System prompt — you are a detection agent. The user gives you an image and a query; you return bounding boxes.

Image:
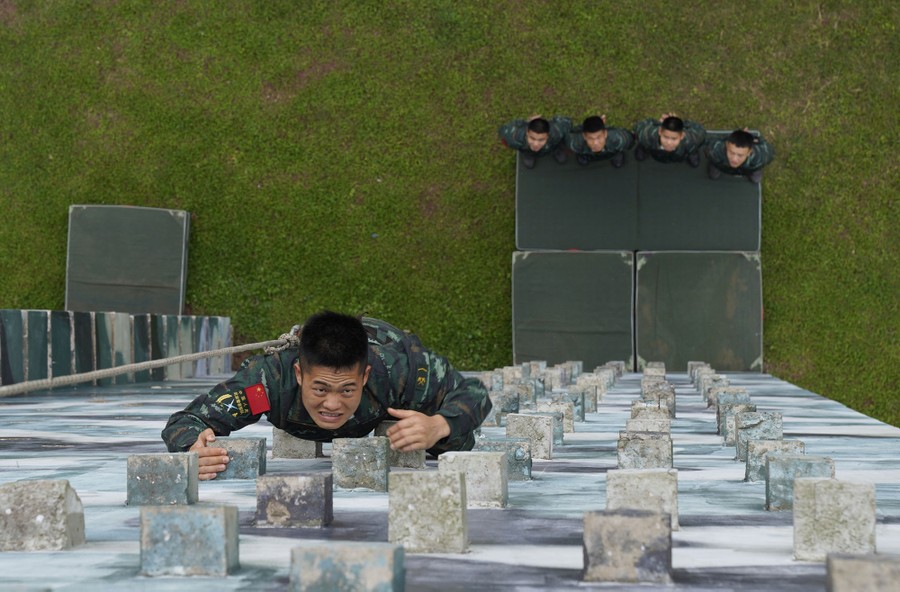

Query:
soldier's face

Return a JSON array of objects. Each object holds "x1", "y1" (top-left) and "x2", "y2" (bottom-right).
[
  {"x1": 725, "y1": 142, "x2": 751, "y2": 168},
  {"x1": 658, "y1": 128, "x2": 685, "y2": 152},
  {"x1": 294, "y1": 362, "x2": 371, "y2": 430},
  {"x1": 583, "y1": 129, "x2": 608, "y2": 153},
  {"x1": 526, "y1": 130, "x2": 549, "y2": 152}
]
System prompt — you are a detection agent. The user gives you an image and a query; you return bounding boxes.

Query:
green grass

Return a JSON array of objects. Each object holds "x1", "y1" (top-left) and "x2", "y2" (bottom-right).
[{"x1": 0, "y1": 1, "x2": 897, "y2": 424}]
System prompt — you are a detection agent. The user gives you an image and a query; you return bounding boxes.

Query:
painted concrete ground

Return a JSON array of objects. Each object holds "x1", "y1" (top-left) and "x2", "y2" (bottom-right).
[{"x1": 1, "y1": 372, "x2": 899, "y2": 591}]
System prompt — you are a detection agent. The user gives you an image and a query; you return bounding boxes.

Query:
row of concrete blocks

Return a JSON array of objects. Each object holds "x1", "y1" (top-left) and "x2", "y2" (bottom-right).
[
  {"x1": 691, "y1": 361, "x2": 882, "y2": 562},
  {"x1": 5, "y1": 477, "x2": 894, "y2": 590},
  {"x1": 0, "y1": 309, "x2": 231, "y2": 386},
  {"x1": 484, "y1": 359, "x2": 624, "y2": 395}
]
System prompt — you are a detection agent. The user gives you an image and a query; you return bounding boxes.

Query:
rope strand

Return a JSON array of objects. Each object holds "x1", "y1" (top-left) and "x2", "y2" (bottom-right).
[{"x1": 0, "y1": 338, "x2": 288, "y2": 398}]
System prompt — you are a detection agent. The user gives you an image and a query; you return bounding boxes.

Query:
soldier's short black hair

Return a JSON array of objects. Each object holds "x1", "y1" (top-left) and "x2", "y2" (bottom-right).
[
  {"x1": 298, "y1": 311, "x2": 369, "y2": 374},
  {"x1": 726, "y1": 129, "x2": 755, "y2": 148},
  {"x1": 661, "y1": 116, "x2": 684, "y2": 133},
  {"x1": 582, "y1": 116, "x2": 606, "y2": 133},
  {"x1": 527, "y1": 118, "x2": 550, "y2": 134}
]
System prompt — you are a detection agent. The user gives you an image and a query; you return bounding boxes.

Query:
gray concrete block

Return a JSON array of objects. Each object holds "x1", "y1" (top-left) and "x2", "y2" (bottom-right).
[
  {"x1": 272, "y1": 427, "x2": 323, "y2": 459},
  {"x1": 490, "y1": 388, "x2": 520, "y2": 417},
  {"x1": 439, "y1": 451, "x2": 507, "y2": 508},
  {"x1": 552, "y1": 391, "x2": 585, "y2": 422},
  {"x1": 332, "y1": 437, "x2": 390, "y2": 491},
  {"x1": 709, "y1": 386, "x2": 750, "y2": 409},
  {"x1": 374, "y1": 422, "x2": 426, "y2": 469},
  {"x1": 735, "y1": 411, "x2": 783, "y2": 461},
  {"x1": 490, "y1": 370, "x2": 503, "y2": 391},
  {"x1": 793, "y1": 478, "x2": 876, "y2": 561},
  {"x1": 766, "y1": 455, "x2": 835, "y2": 510},
  {"x1": 642, "y1": 366, "x2": 666, "y2": 378},
  {"x1": 625, "y1": 417, "x2": 671, "y2": 433},
  {"x1": 388, "y1": 471, "x2": 467, "y2": 553},
  {"x1": 213, "y1": 437, "x2": 267, "y2": 479},
  {"x1": 524, "y1": 410, "x2": 564, "y2": 445},
  {"x1": 617, "y1": 431, "x2": 673, "y2": 469},
  {"x1": 513, "y1": 379, "x2": 538, "y2": 409},
  {"x1": 687, "y1": 361, "x2": 708, "y2": 380},
  {"x1": 473, "y1": 437, "x2": 532, "y2": 481},
  {"x1": 745, "y1": 440, "x2": 805, "y2": 482},
  {"x1": 0, "y1": 480, "x2": 85, "y2": 551},
  {"x1": 126, "y1": 453, "x2": 199, "y2": 506},
  {"x1": 568, "y1": 384, "x2": 598, "y2": 413},
  {"x1": 699, "y1": 373, "x2": 727, "y2": 400},
  {"x1": 606, "y1": 468, "x2": 679, "y2": 530},
  {"x1": 140, "y1": 504, "x2": 239, "y2": 576},
  {"x1": 290, "y1": 540, "x2": 405, "y2": 591},
  {"x1": 564, "y1": 360, "x2": 583, "y2": 379},
  {"x1": 582, "y1": 509, "x2": 672, "y2": 583},
  {"x1": 719, "y1": 403, "x2": 757, "y2": 445},
  {"x1": 506, "y1": 413, "x2": 554, "y2": 459},
  {"x1": 536, "y1": 401, "x2": 575, "y2": 433},
  {"x1": 631, "y1": 401, "x2": 669, "y2": 421},
  {"x1": 501, "y1": 365, "x2": 521, "y2": 385},
  {"x1": 256, "y1": 473, "x2": 333, "y2": 528},
  {"x1": 826, "y1": 553, "x2": 900, "y2": 592},
  {"x1": 641, "y1": 381, "x2": 676, "y2": 418}
]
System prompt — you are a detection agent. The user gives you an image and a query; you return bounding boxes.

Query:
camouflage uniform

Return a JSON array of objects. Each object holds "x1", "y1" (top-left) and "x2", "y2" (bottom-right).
[
  {"x1": 162, "y1": 318, "x2": 491, "y2": 456},
  {"x1": 498, "y1": 116, "x2": 572, "y2": 156},
  {"x1": 706, "y1": 135, "x2": 775, "y2": 176},
  {"x1": 633, "y1": 118, "x2": 707, "y2": 163},
  {"x1": 565, "y1": 125, "x2": 634, "y2": 162}
]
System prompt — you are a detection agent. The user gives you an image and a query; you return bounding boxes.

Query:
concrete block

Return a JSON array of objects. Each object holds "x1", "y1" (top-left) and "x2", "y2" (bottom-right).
[
  {"x1": 126, "y1": 453, "x2": 199, "y2": 505},
  {"x1": 523, "y1": 411, "x2": 564, "y2": 445},
  {"x1": 140, "y1": 504, "x2": 239, "y2": 576},
  {"x1": 735, "y1": 411, "x2": 783, "y2": 461},
  {"x1": 272, "y1": 427, "x2": 324, "y2": 459},
  {"x1": 501, "y1": 364, "x2": 521, "y2": 385},
  {"x1": 686, "y1": 361, "x2": 708, "y2": 379},
  {"x1": 490, "y1": 388, "x2": 520, "y2": 414},
  {"x1": 0, "y1": 479, "x2": 85, "y2": 551},
  {"x1": 290, "y1": 540, "x2": 404, "y2": 591},
  {"x1": 826, "y1": 553, "x2": 900, "y2": 592},
  {"x1": 631, "y1": 401, "x2": 669, "y2": 421},
  {"x1": 388, "y1": 471, "x2": 467, "y2": 553},
  {"x1": 536, "y1": 401, "x2": 575, "y2": 432},
  {"x1": 214, "y1": 437, "x2": 267, "y2": 479},
  {"x1": 529, "y1": 360, "x2": 547, "y2": 376},
  {"x1": 625, "y1": 417, "x2": 671, "y2": 433},
  {"x1": 374, "y1": 422, "x2": 426, "y2": 469},
  {"x1": 606, "y1": 468, "x2": 679, "y2": 530},
  {"x1": 565, "y1": 360, "x2": 583, "y2": 379},
  {"x1": 569, "y1": 384, "x2": 598, "y2": 413},
  {"x1": 719, "y1": 403, "x2": 757, "y2": 445},
  {"x1": 513, "y1": 379, "x2": 538, "y2": 409},
  {"x1": 693, "y1": 367, "x2": 715, "y2": 388},
  {"x1": 473, "y1": 437, "x2": 532, "y2": 481},
  {"x1": 256, "y1": 473, "x2": 333, "y2": 528},
  {"x1": 745, "y1": 439, "x2": 805, "y2": 482},
  {"x1": 577, "y1": 372, "x2": 610, "y2": 397},
  {"x1": 698, "y1": 373, "x2": 727, "y2": 400},
  {"x1": 641, "y1": 381, "x2": 676, "y2": 418},
  {"x1": 617, "y1": 431, "x2": 673, "y2": 469},
  {"x1": 520, "y1": 361, "x2": 532, "y2": 380},
  {"x1": 332, "y1": 437, "x2": 390, "y2": 491},
  {"x1": 642, "y1": 366, "x2": 666, "y2": 378},
  {"x1": 765, "y1": 455, "x2": 835, "y2": 511},
  {"x1": 582, "y1": 509, "x2": 672, "y2": 583},
  {"x1": 709, "y1": 386, "x2": 750, "y2": 409},
  {"x1": 490, "y1": 370, "x2": 503, "y2": 391},
  {"x1": 506, "y1": 413, "x2": 553, "y2": 460},
  {"x1": 439, "y1": 451, "x2": 507, "y2": 508},
  {"x1": 793, "y1": 478, "x2": 876, "y2": 561},
  {"x1": 552, "y1": 391, "x2": 585, "y2": 422}
]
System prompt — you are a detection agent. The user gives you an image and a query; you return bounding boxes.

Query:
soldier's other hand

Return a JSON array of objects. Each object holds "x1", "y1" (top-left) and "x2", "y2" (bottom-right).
[
  {"x1": 385, "y1": 408, "x2": 451, "y2": 452},
  {"x1": 189, "y1": 428, "x2": 229, "y2": 481},
  {"x1": 660, "y1": 112, "x2": 676, "y2": 121},
  {"x1": 527, "y1": 113, "x2": 543, "y2": 122}
]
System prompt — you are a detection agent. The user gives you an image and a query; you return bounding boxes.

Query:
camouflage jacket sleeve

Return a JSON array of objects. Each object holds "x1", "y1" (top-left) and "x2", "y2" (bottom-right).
[
  {"x1": 705, "y1": 138, "x2": 728, "y2": 166},
  {"x1": 498, "y1": 119, "x2": 528, "y2": 150},
  {"x1": 548, "y1": 116, "x2": 573, "y2": 145},
  {"x1": 161, "y1": 352, "x2": 293, "y2": 452},
  {"x1": 364, "y1": 318, "x2": 492, "y2": 454},
  {"x1": 606, "y1": 127, "x2": 635, "y2": 152},
  {"x1": 633, "y1": 118, "x2": 659, "y2": 149},
  {"x1": 746, "y1": 136, "x2": 775, "y2": 171},
  {"x1": 681, "y1": 120, "x2": 707, "y2": 153}
]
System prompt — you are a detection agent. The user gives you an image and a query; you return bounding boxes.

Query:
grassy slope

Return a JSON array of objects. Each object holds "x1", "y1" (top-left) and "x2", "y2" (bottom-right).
[{"x1": 0, "y1": 2, "x2": 896, "y2": 424}]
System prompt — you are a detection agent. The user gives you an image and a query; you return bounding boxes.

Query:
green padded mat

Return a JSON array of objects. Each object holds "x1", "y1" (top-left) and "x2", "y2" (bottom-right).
[
  {"x1": 65, "y1": 205, "x2": 190, "y2": 315},
  {"x1": 636, "y1": 251, "x2": 763, "y2": 371},
  {"x1": 515, "y1": 131, "x2": 760, "y2": 251},
  {"x1": 515, "y1": 152, "x2": 639, "y2": 250},
  {"x1": 512, "y1": 251, "x2": 634, "y2": 369}
]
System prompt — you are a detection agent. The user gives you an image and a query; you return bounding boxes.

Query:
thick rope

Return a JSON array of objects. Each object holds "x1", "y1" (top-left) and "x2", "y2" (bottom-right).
[{"x1": 0, "y1": 338, "x2": 288, "y2": 398}]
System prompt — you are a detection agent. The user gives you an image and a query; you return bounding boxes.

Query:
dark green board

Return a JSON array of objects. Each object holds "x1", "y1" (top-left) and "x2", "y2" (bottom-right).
[
  {"x1": 512, "y1": 251, "x2": 634, "y2": 370},
  {"x1": 515, "y1": 153, "x2": 639, "y2": 250},
  {"x1": 0, "y1": 310, "x2": 23, "y2": 385},
  {"x1": 65, "y1": 205, "x2": 190, "y2": 315},
  {"x1": 514, "y1": 131, "x2": 760, "y2": 251},
  {"x1": 636, "y1": 251, "x2": 763, "y2": 371}
]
